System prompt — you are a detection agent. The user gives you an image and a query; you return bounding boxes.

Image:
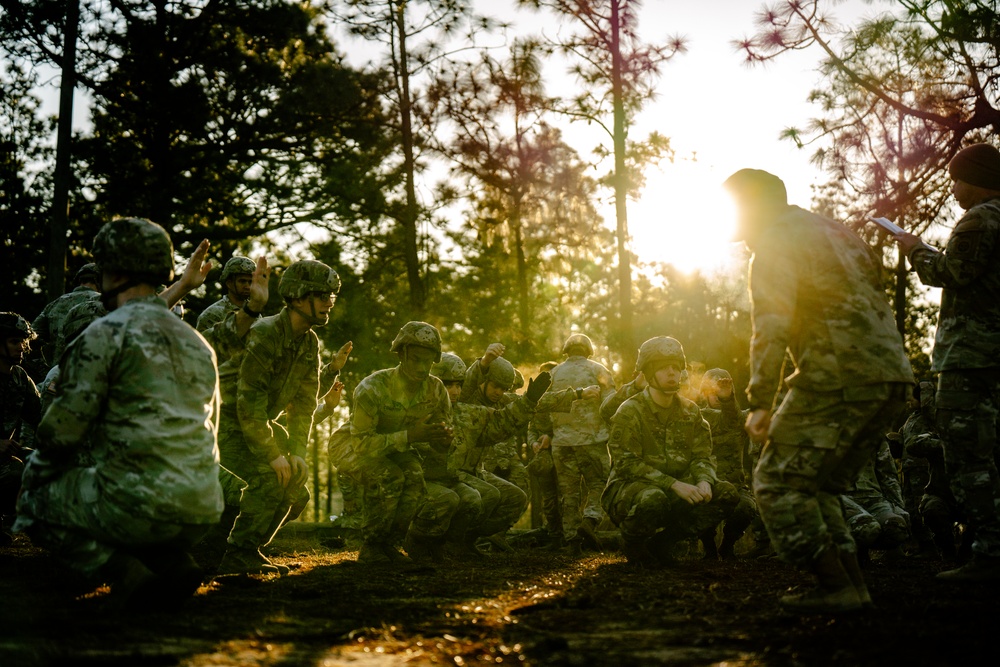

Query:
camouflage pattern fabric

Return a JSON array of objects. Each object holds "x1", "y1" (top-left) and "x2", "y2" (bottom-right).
[
  {"x1": 899, "y1": 408, "x2": 937, "y2": 545},
  {"x1": 746, "y1": 205, "x2": 914, "y2": 410},
  {"x1": 1, "y1": 365, "x2": 40, "y2": 455},
  {"x1": 602, "y1": 390, "x2": 736, "y2": 540},
  {"x1": 841, "y1": 493, "x2": 909, "y2": 550},
  {"x1": 526, "y1": 412, "x2": 563, "y2": 535},
  {"x1": 752, "y1": 384, "x2": 906, "y2": 566},
  {"x1": 15, "y1": 295, "x2": 223, "y2": 575},
  {"x1": 701, "y1": 397, "x2": 758, "y2": 542},
  {"x1": 934, "y1": 368, "x2": 1000, "y2": 557},
  {"x1": 196, "y1": 294, "x2": 239, "y2": 336},
  {"x1": 908, "y1": 197, "x2": 1000, "y2": 372},
  {"x1": 31, "y1": 286, "x2": 101, "y2": 365},
  {"x1": 328, "y1": 424, "x2": 361, "y2": 528},
  {"x1": 350, "y1": 366, "x2": 451, "y2": 544},
  {"x1": 219, "y1": 306, "x2": 319, "y2": 549},
  {"x1": 600, "y1": 377, "x2": 643, "y2": 426}
]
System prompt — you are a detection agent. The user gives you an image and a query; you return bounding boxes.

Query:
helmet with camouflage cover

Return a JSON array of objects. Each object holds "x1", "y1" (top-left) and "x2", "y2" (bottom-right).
[
  {"x1": 432, "y1": 352, "x2": 467, "y2": 382},
  {"x1": 562, "y1": 333, "x2": 594, "y2": 358},
  {"x1": 56, "y1": 300, "x2": 107, "y2": 359},
  {"x1": 700, "y1": 368, "x2": 732, "y2": 394},
  {"x1": 512, "y1": 368, "x2": 525, "y2": 391},
  {"x1": 0, "y1": 312, "x2": 36, "y2": 341},
  {"x1": 92, "y1": 217, "x2": 175, "y2": 283},
  {"x1": 484, "y1": 356, "x2": 517, "y2": 392},
  {"x1": 279, "y1": 260, "x2": 341, "y2": 300},
  {"x1": 220, "y1": 256, "x2": 255, "y2": 284},
  {"x1": 636, "y1": 336, "x2": 686, "y2": 375},
  {"x1": 390, "y1": 321, "x2": 442, "y2": 362},
  {"x1": 74, "y1": 263, "x2": 100, "y2": 285}
]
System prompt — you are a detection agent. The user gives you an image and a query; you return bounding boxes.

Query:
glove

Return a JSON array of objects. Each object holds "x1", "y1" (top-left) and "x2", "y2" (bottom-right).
[{"x1": 525, "y1": 371, "x2": 552, "y2": 403}]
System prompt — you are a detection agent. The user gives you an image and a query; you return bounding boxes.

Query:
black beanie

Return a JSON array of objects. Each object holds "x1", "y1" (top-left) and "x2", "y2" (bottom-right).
[{"x1": 948, "y1": 143, "x2": 1000, "y2": 191}]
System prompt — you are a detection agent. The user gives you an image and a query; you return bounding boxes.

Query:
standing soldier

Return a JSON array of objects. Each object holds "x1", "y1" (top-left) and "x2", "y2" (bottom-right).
[
  {"x1": 32, "y1": 263, "x2": 101, "y2": 366},
  {"x1": 602, "y1": 337, "x2": 738, "y2": 567},
  {"x1": 15, "y1": 218, "x2": 223, "y2": 609},
  {"x1": 1, "y1": 313, "x2": 41, "y2": 545},
  {"x1": 351, "y1": 322, "x2": 453, "y2": 564},
  {"x1": 725, "y1": 168, "x2": 913, "y2": 613},
  {"x1": 892, "y1": 143, "x2": 1000, "y2": 581},
  {"x1": 217, "y1": 260, "x2": 339, "y2": 575},
  {"x1": 545, "y1": 333, "x2": 616, "y2": 553}
]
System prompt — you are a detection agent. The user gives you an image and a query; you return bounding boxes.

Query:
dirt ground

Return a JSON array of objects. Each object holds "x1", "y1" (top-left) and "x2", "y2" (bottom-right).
[{"x1": 1, "y1": 525, "x2": 994, "y2": 667}]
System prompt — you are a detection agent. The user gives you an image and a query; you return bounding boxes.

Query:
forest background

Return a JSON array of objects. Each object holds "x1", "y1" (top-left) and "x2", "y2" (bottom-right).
[{"x1": 3, "y1": 1, "x2": 998, "y2": 459}]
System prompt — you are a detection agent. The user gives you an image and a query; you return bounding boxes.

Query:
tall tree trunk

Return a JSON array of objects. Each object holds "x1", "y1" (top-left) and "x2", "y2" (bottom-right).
[
  {"x1": 513, "y1": 204, "x2": 531, "y2": 356},
  {"x1": 48, "y1": 0, "x2": 80, "y2": 301},
  {"x1": 395, "y1": 1, "x2": 425, "y2": 316},
  {"x1": 611, "y1": 1, "x2": 634, "y2": 374}
]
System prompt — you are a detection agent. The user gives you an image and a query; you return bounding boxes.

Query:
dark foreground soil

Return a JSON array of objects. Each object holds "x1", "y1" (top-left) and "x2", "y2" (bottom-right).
[{"x1": 1, "y1": 525, "x2": 995, "y2": 667}]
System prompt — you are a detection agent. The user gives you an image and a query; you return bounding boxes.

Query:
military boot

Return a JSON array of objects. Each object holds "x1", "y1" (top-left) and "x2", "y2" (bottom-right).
[
  {"x1": 621, "y1": 534, "x2": 657, "y2": 568},
  {"x1": 699, "y1": 529, "x2": 719, "y2": 560},
  {"x1": 218, "y1": 547, "x2": 281, "y2": 575},
  {"x1": 936, "y1": 554, "x2": 1000, "y2": 582},
  {"x1": 577, "y1": 517, "x2": 602, "y2": 551},
  {"x1": 780, "y1": 546, "x2": 863, "y2": 614},
  {"x1": 404, "y1": 532, "x2": 444, "y2": 563},
  {"x1": 100, "y1": 551, "x2": 159, "y2": 611},
  {"x1": 839, "y1": 549, "x2": 874, "y2": 609}
]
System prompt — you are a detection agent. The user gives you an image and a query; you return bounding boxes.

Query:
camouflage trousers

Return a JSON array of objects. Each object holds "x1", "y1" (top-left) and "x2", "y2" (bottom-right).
[
  {"x1": 1, "y1": 456, "x2": 24, "y2": 517},
  {"x1": 15, "y1": 451, "x2": 210, "y2": 577},
  {"x1": 360, "y1": 451, "x2": 425, "y2": 545},
  {"x1": 458, "y1": 470, "x2": 528, "y2": 536},
  {"x1": 218, "y1": 423, "x2": 310, "y2": 551},
  {"x1": 753, "y1": 383, "x2": 906, "y2": 567},
  {"x1": 411, "y1": 479, "x2": 486, "y2": 541},
  {"x1": 602, "y1": 478, "x2": 739, "y2": 541},
  {"x1": 900, "y1": 453, "x2": 935, "y2": 544},
  {"x1": 526, "y1": 450, "x2": 562, "y2": 533},
  {"x1": 328, "y1": 427, "x2": 361, "y2": 528},
  {"x1": 841, "y1": 494, "x2": 909, "y2": 549},
  {"x1": 935, "y1": 368, "x2": 1000, "y2": 558},
  {"x1": 553, "y1": 442, "x2": 610, "y2": 541}
]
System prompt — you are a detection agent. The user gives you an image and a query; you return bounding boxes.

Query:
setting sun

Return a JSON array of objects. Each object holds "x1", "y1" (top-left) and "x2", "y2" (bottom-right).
[{"x1": 628, "y1": 160, "x2": 744, "y2": 275}]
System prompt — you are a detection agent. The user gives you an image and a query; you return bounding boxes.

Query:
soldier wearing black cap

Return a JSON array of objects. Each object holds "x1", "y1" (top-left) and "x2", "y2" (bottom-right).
[{"x1": 893, "y1": 143, "x2": 1000, "y2": 582}]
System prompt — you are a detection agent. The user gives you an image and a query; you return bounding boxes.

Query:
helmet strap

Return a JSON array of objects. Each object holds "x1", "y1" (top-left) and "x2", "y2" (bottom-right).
[{"x1": 289, "y1": 300, "x2": 325, "y2": 327}]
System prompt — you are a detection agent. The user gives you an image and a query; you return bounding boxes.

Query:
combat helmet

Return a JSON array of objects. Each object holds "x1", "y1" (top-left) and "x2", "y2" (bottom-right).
[
  {"x1": 278, "y1": 260, "x2": 341, "y2": 300},
  {"x1": 220, "y1": 256, "x2": 255, "y2": 284},
  {"x1": 92, "y1": 217, "x2": 175, "y2": 283},
  {"x1": 73, "y1": 263, "x2": 100, "y2": 285},
  {"x1": 390, "y1": 321, "x2": 442, "y2": 362},
  {"x1": 562, "y1": 333, "x2": 594, "y2": 358},
  {"x1": 0, "y1": 312, "x2": 36, "y2": 341},
  {"x1": 512, "y1": 368, "x2": 525, "y2": 391},
  {"x1": 700, "y1": 368, "x2": 732, "y2": 394},
  {"x1": 432, "y1": 352, "x2": 467, "y2": 382},
  {"x1": 484, "y1": 356, "x2": 517, "y2": 392},
  {"x1": 636, "y1": 336, "x2": 686, "y2": 375}
]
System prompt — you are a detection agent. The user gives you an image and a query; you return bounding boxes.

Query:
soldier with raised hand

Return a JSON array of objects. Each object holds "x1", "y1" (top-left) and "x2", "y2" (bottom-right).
[
  {"x1": 892, "y1": 143, "x2": 1000, "y2": 582},
  {"x1": 197, "y1": 256, "x2": 257, "y2": 333},
  {"x1": 725, "y1": 168, "x2": 913, "y2": 613},
  {"x1": 31, "y1": 263, "x2": 101, "y2": 367},
  {"x1": 602, "y1": 337, "x2": 738, "y2": 567},
  {"x1": 350, "y1": 322, "x2": 453, "y2": 564},
  {"x1": 0, "y1": 313, "x2": 41, "y2": 546},
  {"x1": 14, "y1": 218, "x2": 224, "y2": 610},
  {"x1": 217, "y1": 260, "x2": 339, "y2": 576}
]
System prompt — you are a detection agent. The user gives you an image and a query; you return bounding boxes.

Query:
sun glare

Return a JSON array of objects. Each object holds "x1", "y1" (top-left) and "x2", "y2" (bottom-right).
[{"x1": 629, "y1": 162, "x2": 743, "y2": 276}]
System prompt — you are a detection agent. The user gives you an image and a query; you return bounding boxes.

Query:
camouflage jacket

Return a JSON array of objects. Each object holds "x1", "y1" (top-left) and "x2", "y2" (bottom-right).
[
  {"x1": 537, "y1": 355, "x2": 616, "y2": 447},
  {"x1": 600, "y1": 377, "x2": 643, "y2": 425},
  {"x1": 909, "y1": 197, "x2": 1000, "y2": 371},
  {"x1": 1, "y1": 365, "x2": 40, "y2": 455},
  {"x1": 196, "y1": 295, "x2": 239, "y2": 335},
  {"x1": 31, "y1": 286, "x2": 101, "y2": 364},
  {"x1": 222, "y1": 307, "x2": 319, "y2": 462},
  {"x1": 350, "y1": 366, "x2": 452, "y2": 462},
  {"x1": 747, "y1": 206, "x2": 914, "y2": 409},
  {"x1": 699, "y1": 396, "x2": 751, "y2": 486},
  {"x1": 34, "y1": 295, "x2": 223, "y2": 524},
  {"x1": 605, "y1": 389, "x2": 717, "y2": 495},
  {"x1": 446, "y1": 397, "x2": 539, "y2": 478}
]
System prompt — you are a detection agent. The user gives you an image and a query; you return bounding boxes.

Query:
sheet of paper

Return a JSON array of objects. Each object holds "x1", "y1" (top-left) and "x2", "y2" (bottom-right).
[{"x1": 868, "y1": 217, "x2": 905, "y2": 235}]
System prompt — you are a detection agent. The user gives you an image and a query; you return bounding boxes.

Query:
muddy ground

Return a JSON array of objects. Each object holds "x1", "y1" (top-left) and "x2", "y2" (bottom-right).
[{"x1": 0, "y1": 525, "x2": 994, "y2": 667}]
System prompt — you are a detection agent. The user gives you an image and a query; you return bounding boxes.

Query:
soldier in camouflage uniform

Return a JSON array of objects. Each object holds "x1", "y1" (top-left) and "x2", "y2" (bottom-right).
[
  {"x1": 31, "y1": 263, "x2": 100, "y2": 366},
  {"x1": 892, "y1": 144, "x2": 1000, "y2": 581},
  {"x1": 841, "y1": 440, "x2": 910, "y2": 558},
  {"x1": 197, "y1": 256, "x2": 257, "y2": 334},
  {"x1": 725, "y1": 169, "x2": 913, "y2": 613},
  {"x1": 1, "y1": 313, "x2": 41, "y2": 545},
  {"x1": 15, "y1": 218, "x2": 223, "y2": 610},
  {"x1": 351, "y1": 322, "x2": 453, "y2": 564},
  {"x1": 537, "y1": 333, "x2": 616, "y2": 552},
  {"x1": 897, "y1": 382, "x2": 941, "y2": 557},
  {"x1": 217, "y1": 260, "x2": 338, "y2": 575},
  {"x1": 602, "y1": 337, "x2": 739, "y2": 567},
  {"x1": 697, "y1": 368, "x2": 757, "y2": 559}
]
